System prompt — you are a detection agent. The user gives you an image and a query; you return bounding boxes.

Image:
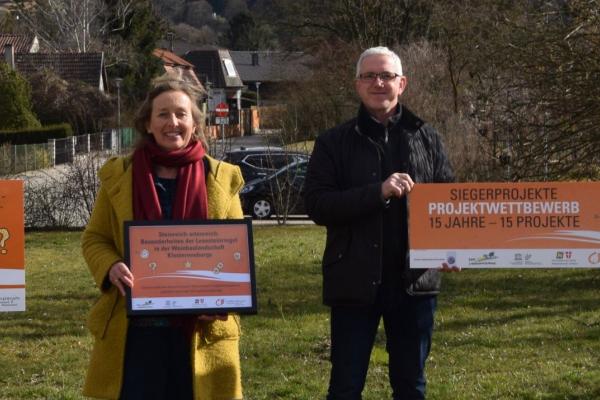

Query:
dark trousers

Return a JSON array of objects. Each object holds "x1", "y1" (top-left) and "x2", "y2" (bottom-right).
[
  {"x1": 120, "y1": 325, "x2": 194, "y2": 400},
  {"x1": 326, "y1": 292, "x2": 437, "y2": 400}
]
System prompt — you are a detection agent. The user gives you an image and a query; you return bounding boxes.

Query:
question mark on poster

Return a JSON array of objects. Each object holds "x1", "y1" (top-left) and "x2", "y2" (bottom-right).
[{"x1": 0, "y1": 228, "x2": 10, "y2": 254}]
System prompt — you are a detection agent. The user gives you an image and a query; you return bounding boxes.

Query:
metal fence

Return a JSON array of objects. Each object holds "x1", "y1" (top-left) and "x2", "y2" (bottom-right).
[{"x1": 0, "y1": 128, "x2": 135, "y2": 175}]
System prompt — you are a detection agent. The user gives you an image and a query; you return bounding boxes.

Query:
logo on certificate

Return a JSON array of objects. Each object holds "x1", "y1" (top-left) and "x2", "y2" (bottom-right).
[{"x1": 213, "y1": 262, "x2": 224, "y2": 274}]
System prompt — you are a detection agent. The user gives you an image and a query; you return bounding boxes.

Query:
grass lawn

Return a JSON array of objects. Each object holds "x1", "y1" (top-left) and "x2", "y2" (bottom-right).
[{"x1": 1, "y1": 226, "x2": 599, "y2": 399}]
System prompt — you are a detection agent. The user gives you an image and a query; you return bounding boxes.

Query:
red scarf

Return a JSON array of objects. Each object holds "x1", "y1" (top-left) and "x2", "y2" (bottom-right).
[{"x1": 132, "y1": 140, "x2": 208, "y2": 221}]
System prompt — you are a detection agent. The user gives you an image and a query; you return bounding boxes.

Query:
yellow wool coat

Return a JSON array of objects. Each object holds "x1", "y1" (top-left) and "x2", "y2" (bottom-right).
[{"x1": 81, "y1": 155, "x2": 244, "y2": 400}]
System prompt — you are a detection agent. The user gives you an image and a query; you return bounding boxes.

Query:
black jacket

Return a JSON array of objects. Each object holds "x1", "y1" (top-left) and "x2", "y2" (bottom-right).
[{"x1": 304, "y1": 105, "x2": 455, "y2": 306}]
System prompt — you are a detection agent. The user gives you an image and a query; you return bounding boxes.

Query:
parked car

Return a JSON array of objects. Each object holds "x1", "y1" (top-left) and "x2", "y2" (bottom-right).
[
  {"x1": 222, "y1": 147, "x2": 309, "y2": 182},
  {"x1": 240, "y1": 160, "x2": 308, "y2": 219}
]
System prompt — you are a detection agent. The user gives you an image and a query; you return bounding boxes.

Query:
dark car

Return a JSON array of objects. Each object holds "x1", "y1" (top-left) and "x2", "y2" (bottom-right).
[
  {"x1": 240, "y1": 160, "x2": 308, "y2": 219},
  {"x1": 222, "y1": 147, "x2": 309, "y2": 182}
]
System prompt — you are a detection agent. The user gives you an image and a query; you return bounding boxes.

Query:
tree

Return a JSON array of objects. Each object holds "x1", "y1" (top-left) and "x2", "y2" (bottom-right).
[
  {"x1": 225, "y1": 11, "x2": 278, "y2": 50},
  {"x1": 222, "y1": 0, "x2": 249, "y2": 20},
  {"x1": 269, "y1": 0, "x2": 435, "y2": 50},
  {"x1": 0, "y1": 63, "x2": 41, "y2": 130},
  {"x1": 152, "y1": 0, "x2": 186, "y2": 23},
  {"x1": 11, "y1": 0, "x2": 166, "y2": 108},
  {"x1": 11, "y1": 0, "x2": 131, "y2": 52},
  {"x1": 452, "y1": 0, "x2": 600, "y2": 180},
  {"x1": 28, "y1": 69, "x2": 113, "y2": 134},
  {"x1": 104, "y1": 0, "x2": 166, "y2": 106}
]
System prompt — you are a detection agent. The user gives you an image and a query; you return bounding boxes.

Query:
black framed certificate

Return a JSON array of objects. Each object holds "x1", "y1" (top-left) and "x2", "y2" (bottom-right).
[{"x1": 124, "y1": 218, "x2": 257, "y2": 316}]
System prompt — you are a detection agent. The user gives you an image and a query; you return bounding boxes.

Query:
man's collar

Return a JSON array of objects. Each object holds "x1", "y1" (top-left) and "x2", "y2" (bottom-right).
[{"x1": 359, "y1": 103, "x2": 403, "y2": 126}]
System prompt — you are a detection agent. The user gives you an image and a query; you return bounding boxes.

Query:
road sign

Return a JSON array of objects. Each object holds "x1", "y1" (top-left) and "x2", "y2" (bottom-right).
[
  {"x1": 215, "y1": 117, "x2": 229, "y2": 125},
  {"x1": 215, "y1": 102, "x2": 229, "y2": 117}
]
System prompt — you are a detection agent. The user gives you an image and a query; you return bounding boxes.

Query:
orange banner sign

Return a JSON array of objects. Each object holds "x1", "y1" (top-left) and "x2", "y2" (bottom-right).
[
  {"x1": 125, "y1": 219, "x2": 256, "y2": 315},
  {"x1": 0, "y1": 180, "x2": 25, "y2": 312},
  {"x1": 409, "y1": 182, "x2": 600, "y2": 268}
]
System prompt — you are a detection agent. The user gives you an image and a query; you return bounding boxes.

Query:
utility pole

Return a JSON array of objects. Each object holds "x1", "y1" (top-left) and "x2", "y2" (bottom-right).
[{"x1": 114, "y1": 78, "x2": 123, "y2": 154}]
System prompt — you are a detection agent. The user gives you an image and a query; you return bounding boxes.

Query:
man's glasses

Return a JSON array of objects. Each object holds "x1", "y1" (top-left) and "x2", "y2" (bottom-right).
[{"x1": 357, "y1": 72, "x2": 400, "y2": 82}]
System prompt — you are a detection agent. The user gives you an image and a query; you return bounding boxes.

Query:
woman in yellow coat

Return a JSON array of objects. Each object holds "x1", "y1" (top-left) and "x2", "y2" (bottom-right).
[{"x1": 82, "y1": 76, "x2": 244, "y2": 400}]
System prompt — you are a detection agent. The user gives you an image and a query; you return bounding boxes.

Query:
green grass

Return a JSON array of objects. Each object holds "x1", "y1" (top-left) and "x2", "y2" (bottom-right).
[{"x1": 1, "y1": 227, "x2": 600, "y2": 399}]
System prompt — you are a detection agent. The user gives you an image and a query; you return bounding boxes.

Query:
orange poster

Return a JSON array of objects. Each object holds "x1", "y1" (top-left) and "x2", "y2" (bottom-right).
[
  {"x1": 409, "y1": 182, "x2": 600, "y2": 268},
  {"x1": 125, "y1": 219, "x2": 256, "y2": 315},
  {"x1": 0, "y1": 180, "x2": 25, "y2": 312}
]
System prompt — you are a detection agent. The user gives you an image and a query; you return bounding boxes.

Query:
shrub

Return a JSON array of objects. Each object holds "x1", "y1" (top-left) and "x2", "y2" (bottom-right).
[{"x1": 0, "y1": 124, "x2": 73, "y2": 145}]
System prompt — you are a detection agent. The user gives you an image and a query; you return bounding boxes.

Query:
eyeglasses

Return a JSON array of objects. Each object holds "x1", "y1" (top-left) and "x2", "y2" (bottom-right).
[{"x1": 357, "y1": 72, "x2": 400, "y2": 82}]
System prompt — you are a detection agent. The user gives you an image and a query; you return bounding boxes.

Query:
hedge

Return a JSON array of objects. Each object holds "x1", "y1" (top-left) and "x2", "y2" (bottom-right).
[{"x1": 0, "y1": 123, "x2": 74, "y2": 145}]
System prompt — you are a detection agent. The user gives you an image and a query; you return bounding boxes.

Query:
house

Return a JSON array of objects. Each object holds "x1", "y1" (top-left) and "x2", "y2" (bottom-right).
[
  {"x1": 12, "y1": 51, "x2": 107, "y2": 92},
  {"x1": 0, "y1": 33, "x2": 39, "y2": 55},
  {"x1": 183, "y1": 48, "x2": 246, "y2": 137},
  {"x1": 1, "y1": 33, "x2": 105, "y2": 92},
  {"x1": 153, "y1": 48, "x2": 204, "y2": 91},
  {"x1": 183, "y1": 47, "x2": 244, "y2": 111},
  {"x1": 229, "y1": 51, "x2": 313, "y2": 106}
]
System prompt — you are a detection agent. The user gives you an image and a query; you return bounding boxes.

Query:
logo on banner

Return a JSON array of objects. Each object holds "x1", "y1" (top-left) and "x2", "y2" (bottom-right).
[
  {"x1": 588, "y1": 252, "x2": 600, "y2": 264},
  {"x1": 215, "y1": 298, "x2": 225, "y2": 306},
  {"x1": 0, "y1": 228, "x2": 10, "y2": 255},
  {"x1": 511, "y1": 253, "x2": 524, "y2": 266},
  {"x1": 468, "y1": 252, "x2": 498, "y2": 265},
  {"x1": 555, "y1": 251, "x2": 572, "y2": 260},
  {"x1": 552, "y1": 250, "x2": 576, "y2": 266},
  {"x1": 446, "y1": 252, "x2": 457, "y2": 266},
  {"x1": 0, "y1": 296, "x2": 19, "y2": 307}
]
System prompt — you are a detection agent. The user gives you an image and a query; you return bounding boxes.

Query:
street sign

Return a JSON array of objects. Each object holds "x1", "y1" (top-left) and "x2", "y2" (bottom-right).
[
  {"x1": 215, "y1": 102, "x2": 229, "y2": 117},
  {"x1": 215, "y1": 117, "x2": 229, "y2": 125}
]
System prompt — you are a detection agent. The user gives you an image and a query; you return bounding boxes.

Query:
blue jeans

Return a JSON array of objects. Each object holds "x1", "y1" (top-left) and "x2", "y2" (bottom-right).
[{"x1": 326, "y1": 292, "x2": 437, "y2": 400}]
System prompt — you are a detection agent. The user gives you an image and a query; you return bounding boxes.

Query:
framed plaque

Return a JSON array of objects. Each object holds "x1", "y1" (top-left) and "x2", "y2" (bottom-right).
[
  {"x1": 410, "y1": 182, "x2": 600, "y2": 269},
  {"x1": 124, "y1": 218, "x2": 257, "y2": 315}
]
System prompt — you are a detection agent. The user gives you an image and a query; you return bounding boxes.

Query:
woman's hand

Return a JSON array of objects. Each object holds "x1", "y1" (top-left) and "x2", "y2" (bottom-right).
[{"x1": 108, "y1": 261, "x2": 134, "y2": 296}]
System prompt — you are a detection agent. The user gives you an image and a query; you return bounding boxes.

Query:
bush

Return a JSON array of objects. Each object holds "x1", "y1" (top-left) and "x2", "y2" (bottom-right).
[
  {"x1": 23, "y1": 152, "x2": 104, "y2": 228},
  {"x1": 0, "y1": 123, "x2": 73, "y2": 145}
]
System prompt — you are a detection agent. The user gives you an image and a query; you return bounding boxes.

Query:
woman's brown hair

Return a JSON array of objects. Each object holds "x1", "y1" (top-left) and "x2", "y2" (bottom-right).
[{"x1": 133, "y1": 74, "x2": 208, "y2": 150}]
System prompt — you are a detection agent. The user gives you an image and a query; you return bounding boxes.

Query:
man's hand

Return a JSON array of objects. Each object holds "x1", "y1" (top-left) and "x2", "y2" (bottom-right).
[
  {"x1": 381, "y1": 173, "x2": 415, "y2": 200},
  {"x1": 440, "y1": 263, "x2": 461, "y2": 272},
  {"x1": 197, "y1": 314, "x2": 229, "y2": 321}
]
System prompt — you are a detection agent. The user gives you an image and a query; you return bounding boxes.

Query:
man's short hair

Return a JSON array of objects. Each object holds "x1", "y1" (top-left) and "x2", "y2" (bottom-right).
[{"x1": 355, "y1": 46, "x2": 403, "y2": 78}]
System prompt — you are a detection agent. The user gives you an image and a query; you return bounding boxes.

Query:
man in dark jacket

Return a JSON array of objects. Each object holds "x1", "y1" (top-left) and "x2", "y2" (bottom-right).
[{"x1": 304, "y1": 46, "x2": 456, "y2": 399}]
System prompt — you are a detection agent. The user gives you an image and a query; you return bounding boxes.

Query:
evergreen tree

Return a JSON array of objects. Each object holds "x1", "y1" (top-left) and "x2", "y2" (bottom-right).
[
  {"x1": 0, "y1": 63, "x2": 41, "y2": 130},
  {"x1": 105, "y1": 0, "x2": 166, "y2": 106}
]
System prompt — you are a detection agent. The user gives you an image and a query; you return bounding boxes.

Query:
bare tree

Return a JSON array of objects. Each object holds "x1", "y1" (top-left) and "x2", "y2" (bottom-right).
[
  {"x1": 459, "y1": 0, "x2": 600, "y2": 181},
  {"x1": 272, "y1": 0, "x2": 434, "y2": 50},
  {"x1": 12, "y1": 0, "x2": 136, "y2": 52}
]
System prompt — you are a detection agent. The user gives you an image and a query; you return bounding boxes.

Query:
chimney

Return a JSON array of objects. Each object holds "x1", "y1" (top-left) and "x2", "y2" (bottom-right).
[
  {"x1": 166, "y1": 32, "x2": 174, "y2": 53},
  {"x1": 4, "y1": 44, "x2": 15, "y2": 70},
  {"x1": 251, "y1": 52, "x2": 259, "y2": 66}
]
